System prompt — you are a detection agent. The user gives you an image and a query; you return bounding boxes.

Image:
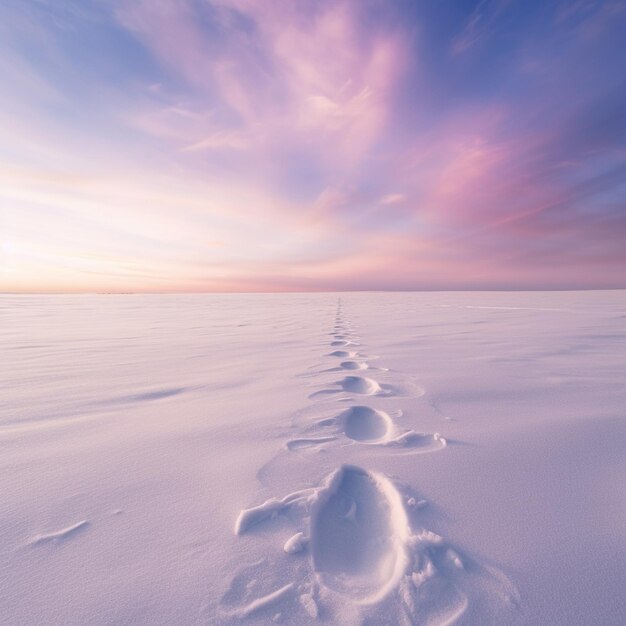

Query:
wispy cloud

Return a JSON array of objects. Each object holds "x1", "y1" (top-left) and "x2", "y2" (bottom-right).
[{"x1": 0, "y1": 0, "x2": 624, "y2": 291}]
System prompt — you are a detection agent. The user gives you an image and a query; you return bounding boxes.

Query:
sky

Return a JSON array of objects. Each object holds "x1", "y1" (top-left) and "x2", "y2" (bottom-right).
[{"x1": 1, "y1": 0, "x2": 625, "y2": 292}]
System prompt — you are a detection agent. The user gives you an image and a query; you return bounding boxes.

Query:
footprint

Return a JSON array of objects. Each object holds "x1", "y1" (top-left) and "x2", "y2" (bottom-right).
[
  {"x1": 327, "y1": 350, "x2": 356, "y2": 358},
  {"x1": 316, "y1": 375, "x2": 416, "y2": 398},
  {"x1": 340, "y1": 360, "x2": 368, "y2": 370},
  {"x1": 340, "y1": 406, "x2": 393, "y2": 443},
  {"x1": 339, "y1": 376, "x2": 381, "y2": 395},
  {"x1": 308, "y1": 376, "x2": 382, "y2": 400},
  {"x1": 233, "y1": 466, "x2": 519, "y2": 621},
  {"x1": 290, "y1": 408, "x2": 445, "y2": 453},
  {"x1": 310, "y1": 465, "x2": 410, "y2": 604},
  {"x1": 317, "y1": 361, "x2": 372, "y2": 375}
]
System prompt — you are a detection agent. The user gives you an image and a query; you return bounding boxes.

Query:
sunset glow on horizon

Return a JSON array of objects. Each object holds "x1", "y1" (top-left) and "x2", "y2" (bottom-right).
[{"x1": 1, "y1": 0, "x2": 625, "y2": 292}]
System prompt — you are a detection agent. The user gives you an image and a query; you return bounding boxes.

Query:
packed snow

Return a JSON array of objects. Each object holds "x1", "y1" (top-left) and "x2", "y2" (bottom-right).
[{"x1": 1, "y1": 291, "x2": 625, "y2": 625}]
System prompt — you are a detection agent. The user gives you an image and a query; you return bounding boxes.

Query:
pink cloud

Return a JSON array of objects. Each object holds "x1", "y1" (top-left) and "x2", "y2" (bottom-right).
[{"x1": 116, "y1": 0, "x2": 407, "y2": 174}]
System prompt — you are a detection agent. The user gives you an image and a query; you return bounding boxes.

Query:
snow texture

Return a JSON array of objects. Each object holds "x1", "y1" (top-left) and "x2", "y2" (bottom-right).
[{"x1": 1, "y1": 291, "x2": 626, "y2": 625}]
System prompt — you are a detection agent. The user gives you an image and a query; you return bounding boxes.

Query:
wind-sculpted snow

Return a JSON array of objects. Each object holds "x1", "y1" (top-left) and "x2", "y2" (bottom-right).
[{"x1": 28, "y1": 521, "x2": 90, "y2": 545}]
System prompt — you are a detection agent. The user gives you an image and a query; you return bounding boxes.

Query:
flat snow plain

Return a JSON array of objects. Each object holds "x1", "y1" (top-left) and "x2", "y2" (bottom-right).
[{"x1": 1, "y1": 292, "x2": 625, "y2": 625}]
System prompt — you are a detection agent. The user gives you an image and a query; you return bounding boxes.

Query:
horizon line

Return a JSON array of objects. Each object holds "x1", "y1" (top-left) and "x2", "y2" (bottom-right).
[{"x1": 2, "y1": 287, "x2": 626, "y2": 296}]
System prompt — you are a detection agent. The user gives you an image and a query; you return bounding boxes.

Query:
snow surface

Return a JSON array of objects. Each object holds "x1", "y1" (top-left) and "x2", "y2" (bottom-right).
[{"x1": 1, "y1": 291, "x2": 625, "y2": 625}]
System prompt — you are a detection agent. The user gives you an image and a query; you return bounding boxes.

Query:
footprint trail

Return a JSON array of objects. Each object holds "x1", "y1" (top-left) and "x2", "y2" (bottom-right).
[{"x1": 225, "y1": 299, "x2": 518, "y2": 624}]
